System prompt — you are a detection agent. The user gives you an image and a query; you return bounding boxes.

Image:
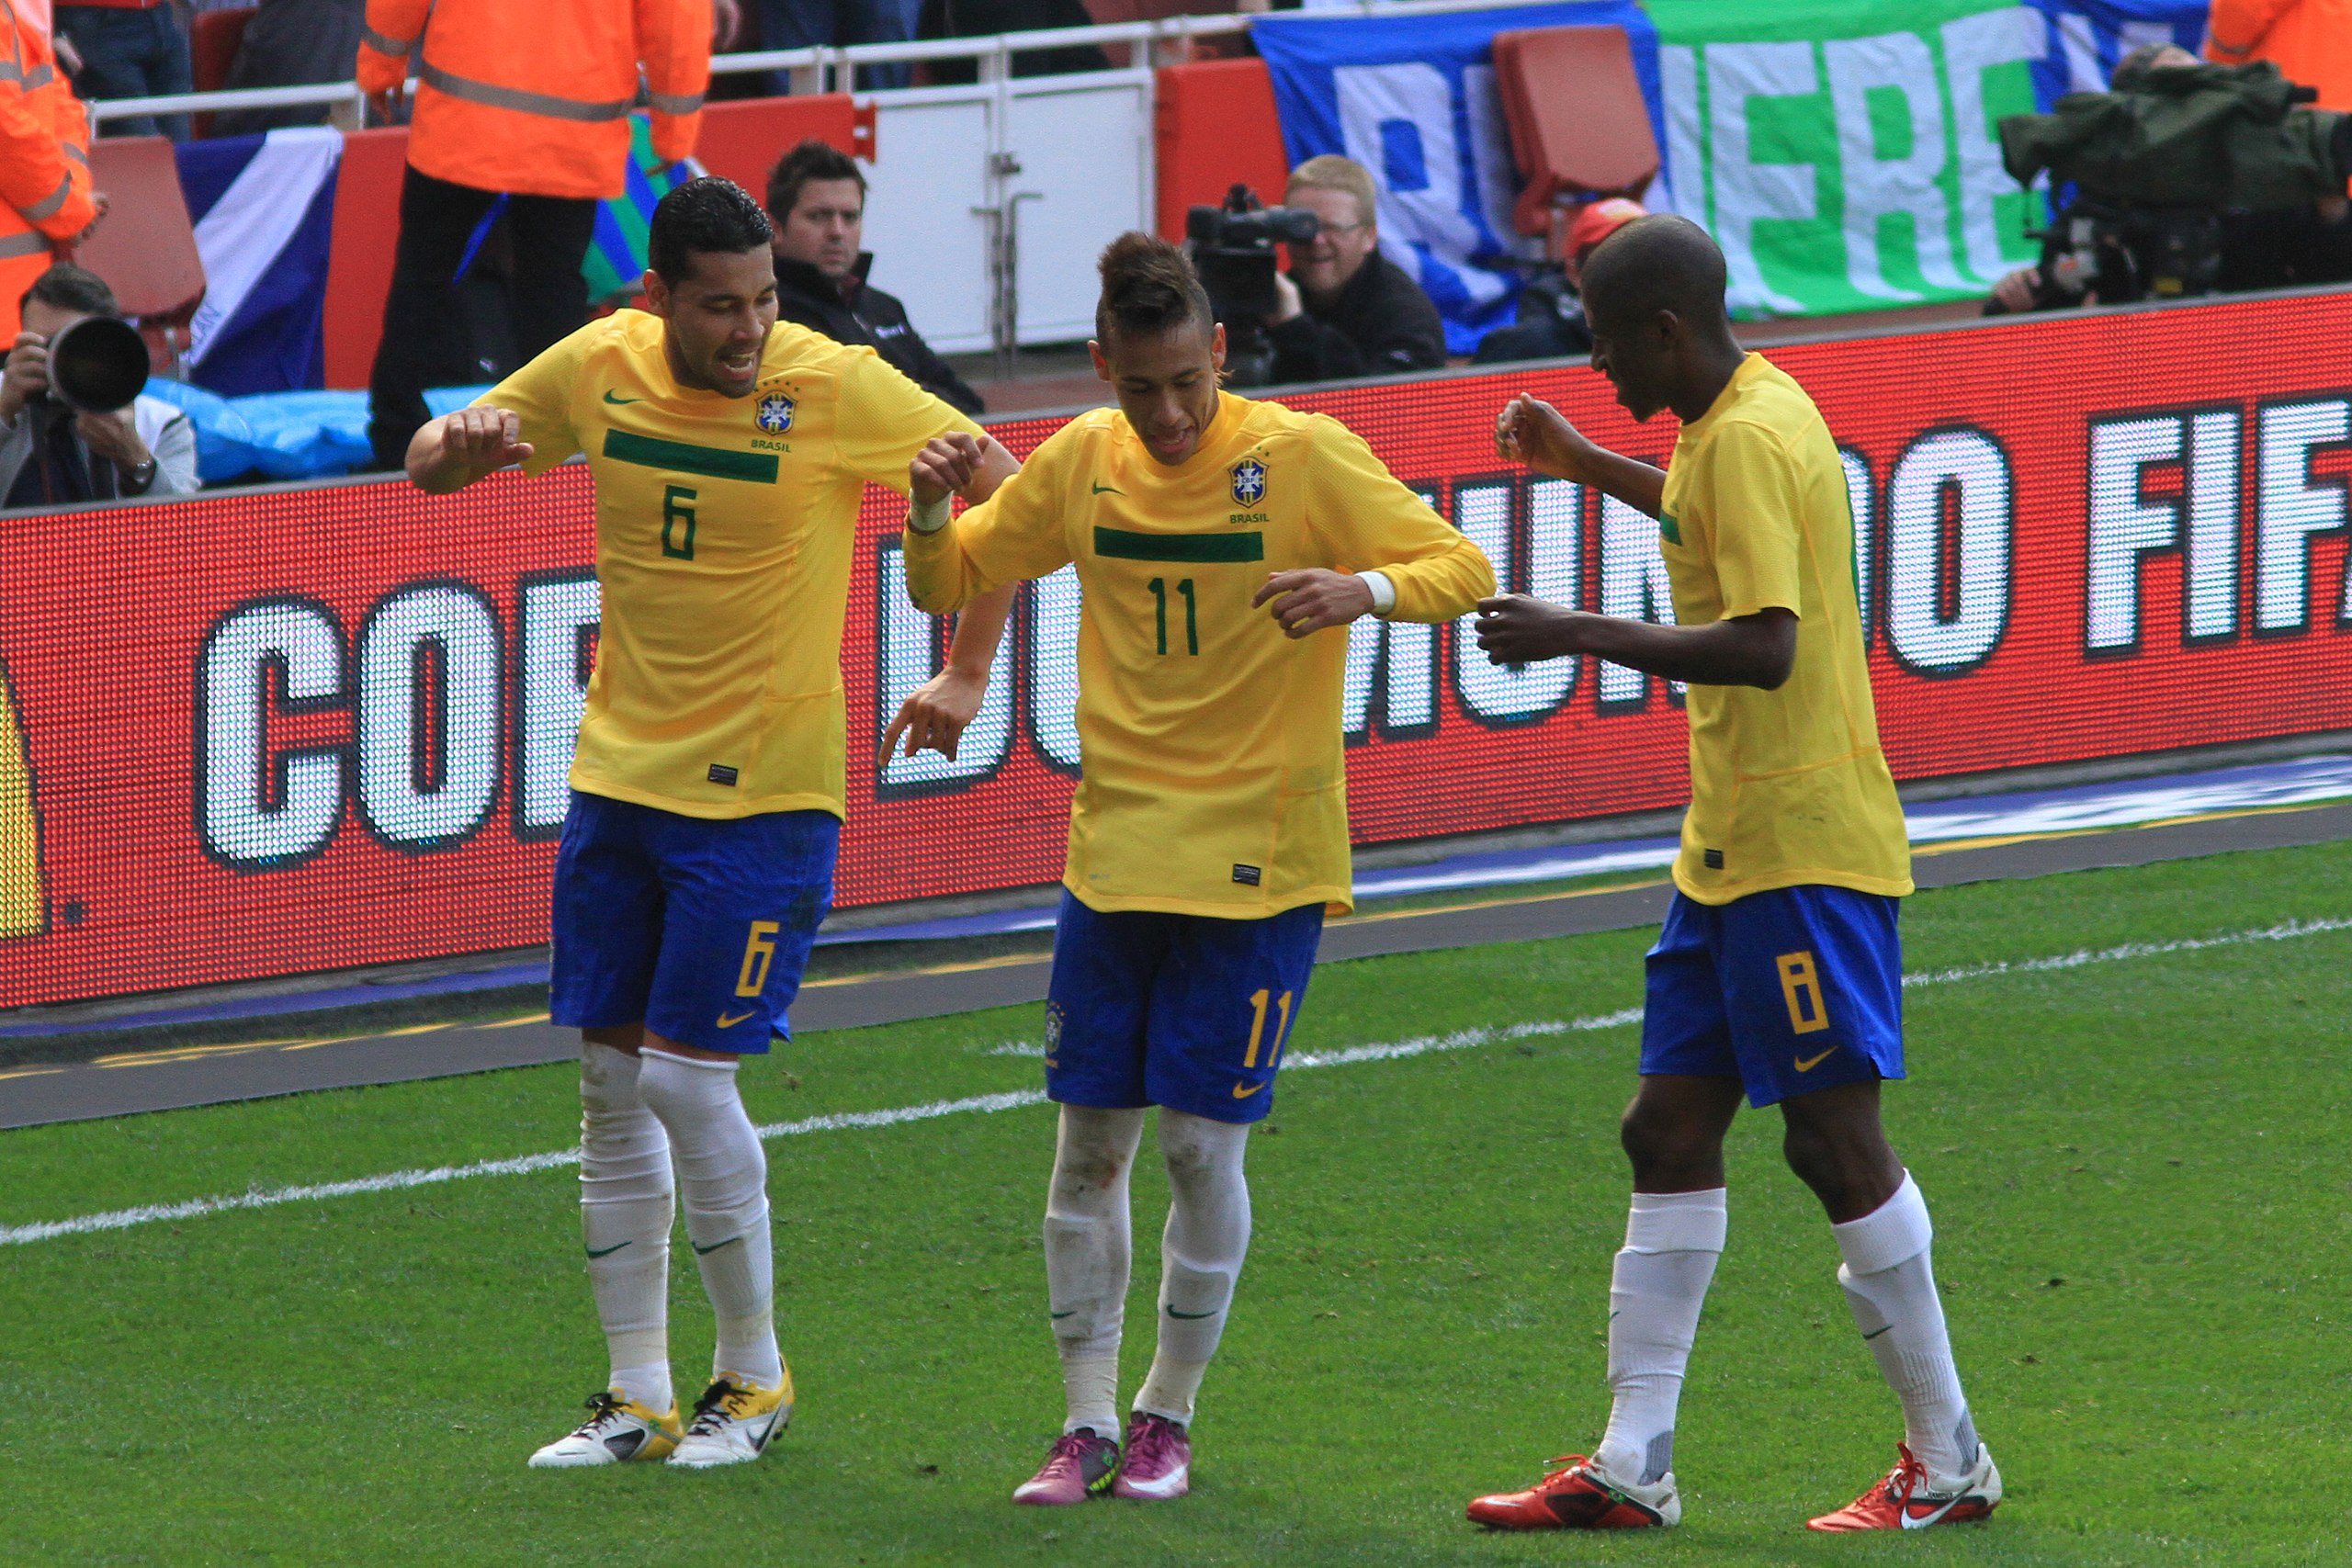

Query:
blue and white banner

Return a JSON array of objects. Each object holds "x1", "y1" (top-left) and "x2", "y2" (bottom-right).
[
  {"x1": 1253, "y1": 4, "x2": 1665, "y2": 355},
  {"x1": 2022, "y1": 1, "x2": 2208, "y2": 105},
  {"x1": 175, "y1": 128, "x2": 342, "y2": 398}
]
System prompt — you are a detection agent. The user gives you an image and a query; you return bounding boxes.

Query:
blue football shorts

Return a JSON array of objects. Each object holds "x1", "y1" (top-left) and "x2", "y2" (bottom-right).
[
  {"x1": 1042, "y1": 890, "x2": 1325, "y2": 1124},
  {"x1": 549, "y1": 790, "x2": 838, "y2": 1055},
  {"x1": 1639, "y1": 884, "x2": 1905, "y2": 1108}
]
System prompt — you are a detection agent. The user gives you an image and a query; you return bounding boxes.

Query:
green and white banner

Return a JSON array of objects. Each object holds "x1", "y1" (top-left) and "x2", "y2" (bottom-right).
[{"x1": 1645, "y1": 0, "x2": 2054, "y2": 316}]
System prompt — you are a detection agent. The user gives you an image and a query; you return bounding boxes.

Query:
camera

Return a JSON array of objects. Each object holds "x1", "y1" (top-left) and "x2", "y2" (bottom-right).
[
  {"x1": 39, "y1": 315, "x2": 148, "y2": 412},
  {"x1": 1186, "y1": 183, "x2": 1318, "y2": 388}
]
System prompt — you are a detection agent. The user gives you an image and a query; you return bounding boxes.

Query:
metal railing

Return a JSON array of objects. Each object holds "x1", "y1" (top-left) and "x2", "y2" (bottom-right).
[{"x1": 81, "y1": 0, "x2": 1532, "y2": 125}]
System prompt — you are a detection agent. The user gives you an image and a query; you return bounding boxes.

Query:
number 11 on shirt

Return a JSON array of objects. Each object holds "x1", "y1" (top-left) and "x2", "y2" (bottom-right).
[{"x1": 1148, "y1": 577, "x2": 1198, "y2": 656}]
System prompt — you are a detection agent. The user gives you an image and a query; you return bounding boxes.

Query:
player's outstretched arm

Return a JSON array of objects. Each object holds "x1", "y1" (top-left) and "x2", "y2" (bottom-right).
[
  {"x1": 876, "y1": 582, "x2": 1016, "y2": 764},
  {"x1": 407, "y1": 406, "x2": 535, "y2": 494},
  {"x1": 1496, "y1": 394, "x2": 1667, "y2": 520},
  {"x1": 1475, "y1": 597, "x2": 1796, "y2": 689}
]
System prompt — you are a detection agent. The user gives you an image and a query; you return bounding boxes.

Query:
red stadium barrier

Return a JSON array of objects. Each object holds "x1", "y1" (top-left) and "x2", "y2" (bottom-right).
[
  {"x1": 1155, "y1": 60, "x2": 1291, "y2": 242},
  {"x1": 4, "y1": 290, "x2": 2350, "y2": 1010}
]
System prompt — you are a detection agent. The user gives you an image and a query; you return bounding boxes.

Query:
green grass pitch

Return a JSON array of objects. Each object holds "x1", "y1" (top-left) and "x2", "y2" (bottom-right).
[{"x1": 3, "y1": 841, "x2": 2347, "y2": 1567}]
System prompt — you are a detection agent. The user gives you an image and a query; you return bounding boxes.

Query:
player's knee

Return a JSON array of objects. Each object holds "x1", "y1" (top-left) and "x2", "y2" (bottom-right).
[
  {"x1": 1619, "y1": 1098, "x2": 1714, "y2": 1184},
  {"x1": 1780, "y1": 1117, "x2": 1882, "y2": 1213},
  {"x1": 1157, "y1": 1111, "x2": 1248, "y2": 1200}
]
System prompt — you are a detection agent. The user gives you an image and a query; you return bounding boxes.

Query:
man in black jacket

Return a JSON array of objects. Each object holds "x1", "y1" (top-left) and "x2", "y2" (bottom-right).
[
  {"x1": 1267, "y1": 154, "x2": 1448, "y2": 386},
  {"x1": 765, "y1": 139, "x2": 985, "y2": 415}
]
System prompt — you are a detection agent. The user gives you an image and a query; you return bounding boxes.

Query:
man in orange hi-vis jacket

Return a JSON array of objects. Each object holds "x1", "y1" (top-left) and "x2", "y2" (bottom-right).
[
  {"x1": 357, "y1": 0, "x2": 712, "y2": 468},
  {"x1": 2204, "y1": 0, "x2": 2350, "y2": 111},
  {"x1": 0, "y1": 0, "x2": 97, "y2": 346}
]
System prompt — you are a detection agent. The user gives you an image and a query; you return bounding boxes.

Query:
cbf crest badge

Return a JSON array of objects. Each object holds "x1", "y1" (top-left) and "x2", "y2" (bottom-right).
[
  {"x1": 1230, "y1": 457, "x2": 1267, "y2": 505},
  {"x1": 755, "y1": 393, "x2": 795, "y2": 434}
]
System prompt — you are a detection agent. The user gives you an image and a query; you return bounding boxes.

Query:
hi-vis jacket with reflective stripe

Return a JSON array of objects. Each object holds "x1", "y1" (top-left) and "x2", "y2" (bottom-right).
[
  {"x1": 357, "y1": 0, "x2": 710, "y2": 201},
  {"x1": 0, "y1": 0, "x2": 94, "y2": 342}
]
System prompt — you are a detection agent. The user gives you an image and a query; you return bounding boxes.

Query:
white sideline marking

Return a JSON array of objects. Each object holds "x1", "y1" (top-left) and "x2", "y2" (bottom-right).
[{"x1": 6, "y1": 917, "x2": 2347, "y2": 1249}]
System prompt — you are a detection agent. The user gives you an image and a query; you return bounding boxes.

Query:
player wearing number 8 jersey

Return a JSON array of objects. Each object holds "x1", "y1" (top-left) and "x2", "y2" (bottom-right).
[
  {"x1": 1465, "y1": 216, "x2": 1997, "y2": 1534},
  {"x1": 901, "y1": 233, "x2": 1491, "y2": 1505},
  {"x1": 404, "y1": 177, "x2": 1017, "y2": 1472}
]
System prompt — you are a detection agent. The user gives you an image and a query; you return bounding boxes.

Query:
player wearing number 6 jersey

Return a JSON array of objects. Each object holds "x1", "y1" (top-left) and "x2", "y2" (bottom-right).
[
  {"x1": 1464, "y1": 216, "x2": 1997, "y2": 1534},
  {"x1": 405, "y1": 177, "x2": 1017, "y2": 1472},
  {"x1": 901, "y1": 233, "x2": 1492, "y2": 1506}
]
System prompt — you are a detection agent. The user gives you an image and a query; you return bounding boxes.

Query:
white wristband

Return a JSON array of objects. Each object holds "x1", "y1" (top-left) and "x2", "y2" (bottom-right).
[
  {"x1": 908, "y1": 492, "x2": 952, "y2": 534},
  {"x1": 1357, "y1": 570, "x2": 1397, "y2": 615}
]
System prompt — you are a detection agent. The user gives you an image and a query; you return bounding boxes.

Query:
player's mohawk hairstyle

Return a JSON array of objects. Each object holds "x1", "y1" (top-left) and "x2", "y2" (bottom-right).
[{"x1": 1094, "y1": 231, "x2": 1213, "y2": 344}]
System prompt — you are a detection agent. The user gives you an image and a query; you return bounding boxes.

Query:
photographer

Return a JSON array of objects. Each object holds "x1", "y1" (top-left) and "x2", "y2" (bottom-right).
[
  {"x1": 1267, "y1": 155, "x2": 1446, "y2": 385},
  {"x1": 0, "y1": 265, "x2": 195, "y2": 509},
  {"x1": 1988, "y1": 43, "x2": 2352, "y2": 312}
]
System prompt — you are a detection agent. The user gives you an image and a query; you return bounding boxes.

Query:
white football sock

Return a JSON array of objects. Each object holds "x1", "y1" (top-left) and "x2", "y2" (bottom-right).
[
  {"x1": 1592, "y1": 1188, "x2": 1726, "y2": 1487},
  {"x1": 1135, "y1": 1110, "x2": 1251, "y2": 1427},
  {"x1": 1041, "y1": 1104, "x2": 1144, "y2": 1435},
  {"x1": 1834, "y1": 1171, "x2": 1977, "y2": 1479},
  {"x1": 638, "y1": 1048, "x2": 782, "y2": 1390},
  {"x1": 578, "y1": 1043, "x2": 674, "y2": 1413}
]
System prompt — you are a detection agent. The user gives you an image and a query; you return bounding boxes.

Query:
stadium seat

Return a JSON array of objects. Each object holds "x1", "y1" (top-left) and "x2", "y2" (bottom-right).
[
  {"x1": 74, "y1": 137, "x2": 206, "y2": 376},
  {"x1": 189, "y1": 6, "x2": 256, "y2": 139},
  {"x1": 1492, "y1": 25, "x2": 1657, "y2": 258},
  {"x1": 692, "y1": 96, "x2": 876, "y2": 199}
]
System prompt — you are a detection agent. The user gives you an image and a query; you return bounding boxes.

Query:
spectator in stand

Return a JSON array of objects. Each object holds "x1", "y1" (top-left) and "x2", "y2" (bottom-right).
[
  {"x1": 766, "y1": 138, "x2": 984, "y2": 414},
  {"x1": 0, "y1": 265, "x2": 197, "y2": 506},
  {"x1": 1267, "y1": 153, "x2": 1446, "y2": 385},
  {"x1": 918, "y1": 0, "x2": 1107, "y2": 85},
  {"x1": 752, "y1": 0, "x2": 912, "y2": 94},
  {"x1": 1474, "y1": 197, "x2": 1645, "y2": 365},
  {"x1": 2205, "y1": 0, "x2": 2349, "y2": 109},
  {"x1": 356, "y1": 0, "x2": 711, "y2": 470},
  {"x1": 54, "y1": 0, "x2": 189, "y2": 139},
  {"x1": 0, "y1": 0, "x2": 98, "y2": 345},
  {"x1": 210, "y1": 0, "x2": 366, "y2": 139}
]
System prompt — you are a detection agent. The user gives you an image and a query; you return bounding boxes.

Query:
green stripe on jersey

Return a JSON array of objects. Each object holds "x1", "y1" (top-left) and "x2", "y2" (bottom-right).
[
  {"x1": 1093, "y1": 526, "x2": 1264, "y2": 563},
  {"x1": 602, "y1": 430, "x2": 778, "y2": 484}
]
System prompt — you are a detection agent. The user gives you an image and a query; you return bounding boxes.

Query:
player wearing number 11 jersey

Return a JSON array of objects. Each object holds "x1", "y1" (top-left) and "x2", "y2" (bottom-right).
[
  {"x1": 902, "y1": 233, "x2": 1492, "y2": 1506},
  {"x1": 406, "y1": 178, "x2": 1015, "y2": 1472}
]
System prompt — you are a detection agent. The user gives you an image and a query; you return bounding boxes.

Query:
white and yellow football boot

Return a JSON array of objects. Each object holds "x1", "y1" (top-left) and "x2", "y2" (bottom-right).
[
  {"x1": 668, "y1": 1368, "x2": 794, "y2": 1469},
  {"x1": 527, "y1": 1389, "x2": 684, "y2": 1468}
]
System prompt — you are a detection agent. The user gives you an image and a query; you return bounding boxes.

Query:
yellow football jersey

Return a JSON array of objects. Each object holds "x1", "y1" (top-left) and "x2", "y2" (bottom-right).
[
  {"x1": 904, "y1": 390, "x2": 1494, "y2": 918},
  {"x1": 1658, "y1": 353, "x2": 1911, "y2": 904},
  {"x1": 482, "y1": 311, "x2": 980, "y2": 820}
]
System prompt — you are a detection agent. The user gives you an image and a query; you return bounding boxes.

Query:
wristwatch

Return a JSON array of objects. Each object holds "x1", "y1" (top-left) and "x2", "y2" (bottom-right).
[{"x1": 124, "y1": 455, "x2": 157, "y2": 494}]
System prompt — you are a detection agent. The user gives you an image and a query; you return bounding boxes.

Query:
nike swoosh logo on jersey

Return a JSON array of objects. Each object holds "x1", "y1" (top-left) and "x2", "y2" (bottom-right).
[
  {"x1": 1166, "y1": 1305, "x2": 1217, "y2": 1319},
  {"x1": 585, "y1": 1241, "x2": 631, "y2": 1258},
  {"x1": 1230, "y1": 1081, "x2": 1266, "y2": 1100},
  {"x1": 603, "y1": 389, "x2": 642, "y2": 404},
  {"x1": 1793, "y1": 1046, "x2": 1838, "y2": 1072},
  {"x1": 1091, "y1": 482, "x2": 1124, "y2": 495},
  {"x1": 717, "y1": 1010, "x2": 758, "y2": 1029},
  {"x1": 692, "y1": 1235, "x2": 743, "y2": 1256}
]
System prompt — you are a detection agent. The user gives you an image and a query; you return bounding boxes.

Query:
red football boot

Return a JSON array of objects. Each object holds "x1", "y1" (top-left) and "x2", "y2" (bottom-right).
[
  {"x1": 1807, "y1": 1442, "x2": 2002, "y2": 1532},
  {"x1": 1466, "y1": 1455, "x2": 1680, "y2": 1529}
]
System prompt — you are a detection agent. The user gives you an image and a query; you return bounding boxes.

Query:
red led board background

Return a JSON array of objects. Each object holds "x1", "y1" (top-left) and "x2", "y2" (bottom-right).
[{"x1": 1, "y1": 288, "x2": 2348, "y2": 1010}]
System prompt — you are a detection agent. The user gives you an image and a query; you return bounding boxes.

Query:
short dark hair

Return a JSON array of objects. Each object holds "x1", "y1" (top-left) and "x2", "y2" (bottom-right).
[
  {"x1": 765, "y1": 138, "x2": 865, "y2": 221},
  {"x1": 648, "y1": 176, "x2": 775, "y2": 287},
  {"x1": 20, "y1": 262, "x2": 117, "y2": 318},
  {"x1": 1578, "y1": 213, "x2": 1731, "y2": 333},
  {"x1": 1094, "y1": 231, "x2": 1213, "y2": 344}
]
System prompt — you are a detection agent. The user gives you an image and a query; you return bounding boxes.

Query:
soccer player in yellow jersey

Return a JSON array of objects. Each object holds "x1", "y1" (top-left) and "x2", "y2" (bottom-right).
[
  {"x1": 1464, "y1": 217, "x2": 1999, "y2": 1534},
  {"x1": 403, "y1": 178, "x2": 1018, "y2": 1473},
  {"x1": 900, "y1": 234, "x2": 1493, "y2": 1505}
]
